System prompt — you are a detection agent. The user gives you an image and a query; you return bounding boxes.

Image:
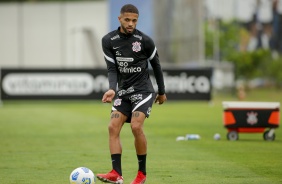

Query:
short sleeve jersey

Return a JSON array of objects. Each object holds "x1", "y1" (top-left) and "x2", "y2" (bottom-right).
[{"x1": 102, "y1": 27, "x2": 165, "y2": 97}]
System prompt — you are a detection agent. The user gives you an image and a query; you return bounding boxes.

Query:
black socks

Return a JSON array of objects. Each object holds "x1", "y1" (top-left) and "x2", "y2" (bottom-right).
[
  {"x1": 137, "y1": 154, "x2": 147, "y2": 175},
  {"x1": 111, "y1": 154, "x2": 122, "y2": 176},
  {"x1": 111, "y1": 154, "x2": 147, "y2": 176}
]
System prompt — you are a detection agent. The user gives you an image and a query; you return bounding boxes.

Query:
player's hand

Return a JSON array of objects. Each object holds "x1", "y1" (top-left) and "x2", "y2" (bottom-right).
[
  {"x1": 155, "y1": 94, "x2": 167, "y2": 105},
  {"x1": 102, "y1": 89, "x2": 115, "y2": 103}
]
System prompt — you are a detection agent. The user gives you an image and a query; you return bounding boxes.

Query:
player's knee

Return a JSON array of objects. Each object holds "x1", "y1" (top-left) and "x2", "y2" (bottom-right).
[
  {"x1": 108, "y1": 122, "x2": 120, "y2": 135},
  {"x1": 131, "y1": 122, "x2": 143, "y2": 135}
]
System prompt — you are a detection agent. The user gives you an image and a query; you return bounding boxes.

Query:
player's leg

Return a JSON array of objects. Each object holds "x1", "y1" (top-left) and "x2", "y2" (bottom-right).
[
  {"x1": 97, "y1": 99, "x2": 130, "y2": 184},
  {"x1": 130, "y1": 93, "x2": 154, "y2": 184},
  {"x1": 109, "y1": 111, "x2": 127, "y2": 155},
  {"x1": 108, "y1": 111, "x2": 127, "y2": 176},
  {"x1": 131, "y1": 111, "x2": 147, "y2": 155},
  {"x1": 130, "y1": 112, "x2": 147, "y2": 184},
  {"x1": 97, "y1": 111, "x2": 126, "y2": 184}
]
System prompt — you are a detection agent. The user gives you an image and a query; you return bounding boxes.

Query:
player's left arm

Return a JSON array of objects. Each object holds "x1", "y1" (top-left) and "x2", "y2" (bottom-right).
[{"x1": 144, "y1": 36, "x2": 167, "y2": 104}]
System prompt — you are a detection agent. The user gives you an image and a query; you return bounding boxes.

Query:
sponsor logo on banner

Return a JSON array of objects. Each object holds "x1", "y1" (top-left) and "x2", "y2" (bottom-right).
[
  {"x1": 2, "y1": 73, "x2": 108, "y2": 95},
  {"x1": 0, "y1": 68, "x2": 212, "y2": 100},
  {"x1": 151, "y1": 72, "x2": 210, "y2": 94}
]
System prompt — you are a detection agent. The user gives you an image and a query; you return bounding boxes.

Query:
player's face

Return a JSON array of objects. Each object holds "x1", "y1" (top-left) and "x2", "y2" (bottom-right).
[{"x1": 118, "y1": 12, "x2": 138, "y2": 34}]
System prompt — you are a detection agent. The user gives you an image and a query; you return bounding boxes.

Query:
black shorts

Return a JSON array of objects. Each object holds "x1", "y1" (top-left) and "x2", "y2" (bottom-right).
[{"x1": 112, "y1": 93, "x2": 155, "y2": 123}]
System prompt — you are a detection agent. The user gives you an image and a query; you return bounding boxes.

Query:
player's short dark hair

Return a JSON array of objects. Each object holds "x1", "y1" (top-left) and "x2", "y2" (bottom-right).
[{"x1": 120, "y1": 4, "x2": 139, "y2": 15}]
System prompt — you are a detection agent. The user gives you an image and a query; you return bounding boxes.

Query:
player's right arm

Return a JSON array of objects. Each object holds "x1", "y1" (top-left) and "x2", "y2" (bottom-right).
[
  {"x1": 102, "y1": 89, "x2": 115, "y2": 103},
  {"x1": 101, "y1": 35, "x2": 118, "y2": 103}
]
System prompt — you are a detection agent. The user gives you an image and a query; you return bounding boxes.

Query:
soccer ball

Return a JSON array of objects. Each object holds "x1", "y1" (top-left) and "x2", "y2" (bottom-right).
[{"x1": 69, "y1": 167, "x2": 95, "y2": 184}]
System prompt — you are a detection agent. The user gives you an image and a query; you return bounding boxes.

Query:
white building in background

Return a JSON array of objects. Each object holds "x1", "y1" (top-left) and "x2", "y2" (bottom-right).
[
  {"x1": 205, "y1": 0, "x2": 274, "y2": 22},
  {"x1": 0, "y1": 1, "x2": 108, "y2": 68},
  {"x1": 205, "y1": 0, "x2": 236, "y2": 20}
]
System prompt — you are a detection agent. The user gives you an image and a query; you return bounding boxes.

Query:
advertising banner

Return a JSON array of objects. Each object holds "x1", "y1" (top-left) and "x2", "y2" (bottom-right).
[{"x1": 0, "y1": 68, "x2": 212, "y2": 100}]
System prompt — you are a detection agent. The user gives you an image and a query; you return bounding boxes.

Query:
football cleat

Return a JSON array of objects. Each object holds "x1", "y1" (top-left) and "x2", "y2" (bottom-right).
[
  {"x1": 96, "y1": 169, "x2": 124, "y2": 184},
  {"x1": 130, "y1": 171, "x2": 146, "y2": 184}
]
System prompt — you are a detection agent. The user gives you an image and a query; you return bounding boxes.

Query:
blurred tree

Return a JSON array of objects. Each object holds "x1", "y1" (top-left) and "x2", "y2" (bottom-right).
[
  {"x1": 205, "y1": 20, "x2": 240, "y2": 61},
  {"x1": 205, "y1": 19, "x2": 282, "y2": 88}
]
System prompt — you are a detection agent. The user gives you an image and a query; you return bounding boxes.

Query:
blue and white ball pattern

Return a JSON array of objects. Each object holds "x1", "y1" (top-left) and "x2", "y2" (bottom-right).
[{"x1": 70, "y1": 167, "x2": 95, "y2": 184}]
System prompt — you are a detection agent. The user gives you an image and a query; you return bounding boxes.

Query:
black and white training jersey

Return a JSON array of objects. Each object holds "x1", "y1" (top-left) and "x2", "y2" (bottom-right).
[{"x1": 102, "y1": 27, "x2": 165, "y2": 97}]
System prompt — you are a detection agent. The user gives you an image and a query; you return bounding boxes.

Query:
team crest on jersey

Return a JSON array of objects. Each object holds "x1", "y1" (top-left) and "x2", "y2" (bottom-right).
[
  {"x1": 114, "y1": 99, "x2": 122, "y2": 106},
  {"x1": 132, "y1": 41, "x2": 141, "y2": 52}
]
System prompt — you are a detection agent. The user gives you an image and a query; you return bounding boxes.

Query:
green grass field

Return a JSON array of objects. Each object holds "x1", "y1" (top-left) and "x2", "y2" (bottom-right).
[{"x1": 1, "y1": 88, "x2": 282, "y2": 183}]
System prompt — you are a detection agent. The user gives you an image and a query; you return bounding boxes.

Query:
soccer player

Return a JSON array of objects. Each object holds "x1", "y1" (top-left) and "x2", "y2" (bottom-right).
[{"x1": 96, "y1": 4, "x2": 167, "y2": 184}]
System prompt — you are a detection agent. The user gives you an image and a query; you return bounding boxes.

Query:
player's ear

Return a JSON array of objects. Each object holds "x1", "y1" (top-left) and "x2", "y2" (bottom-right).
[{"x1": 118, "y1": 14, "x2": 122, "y2": 22}]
